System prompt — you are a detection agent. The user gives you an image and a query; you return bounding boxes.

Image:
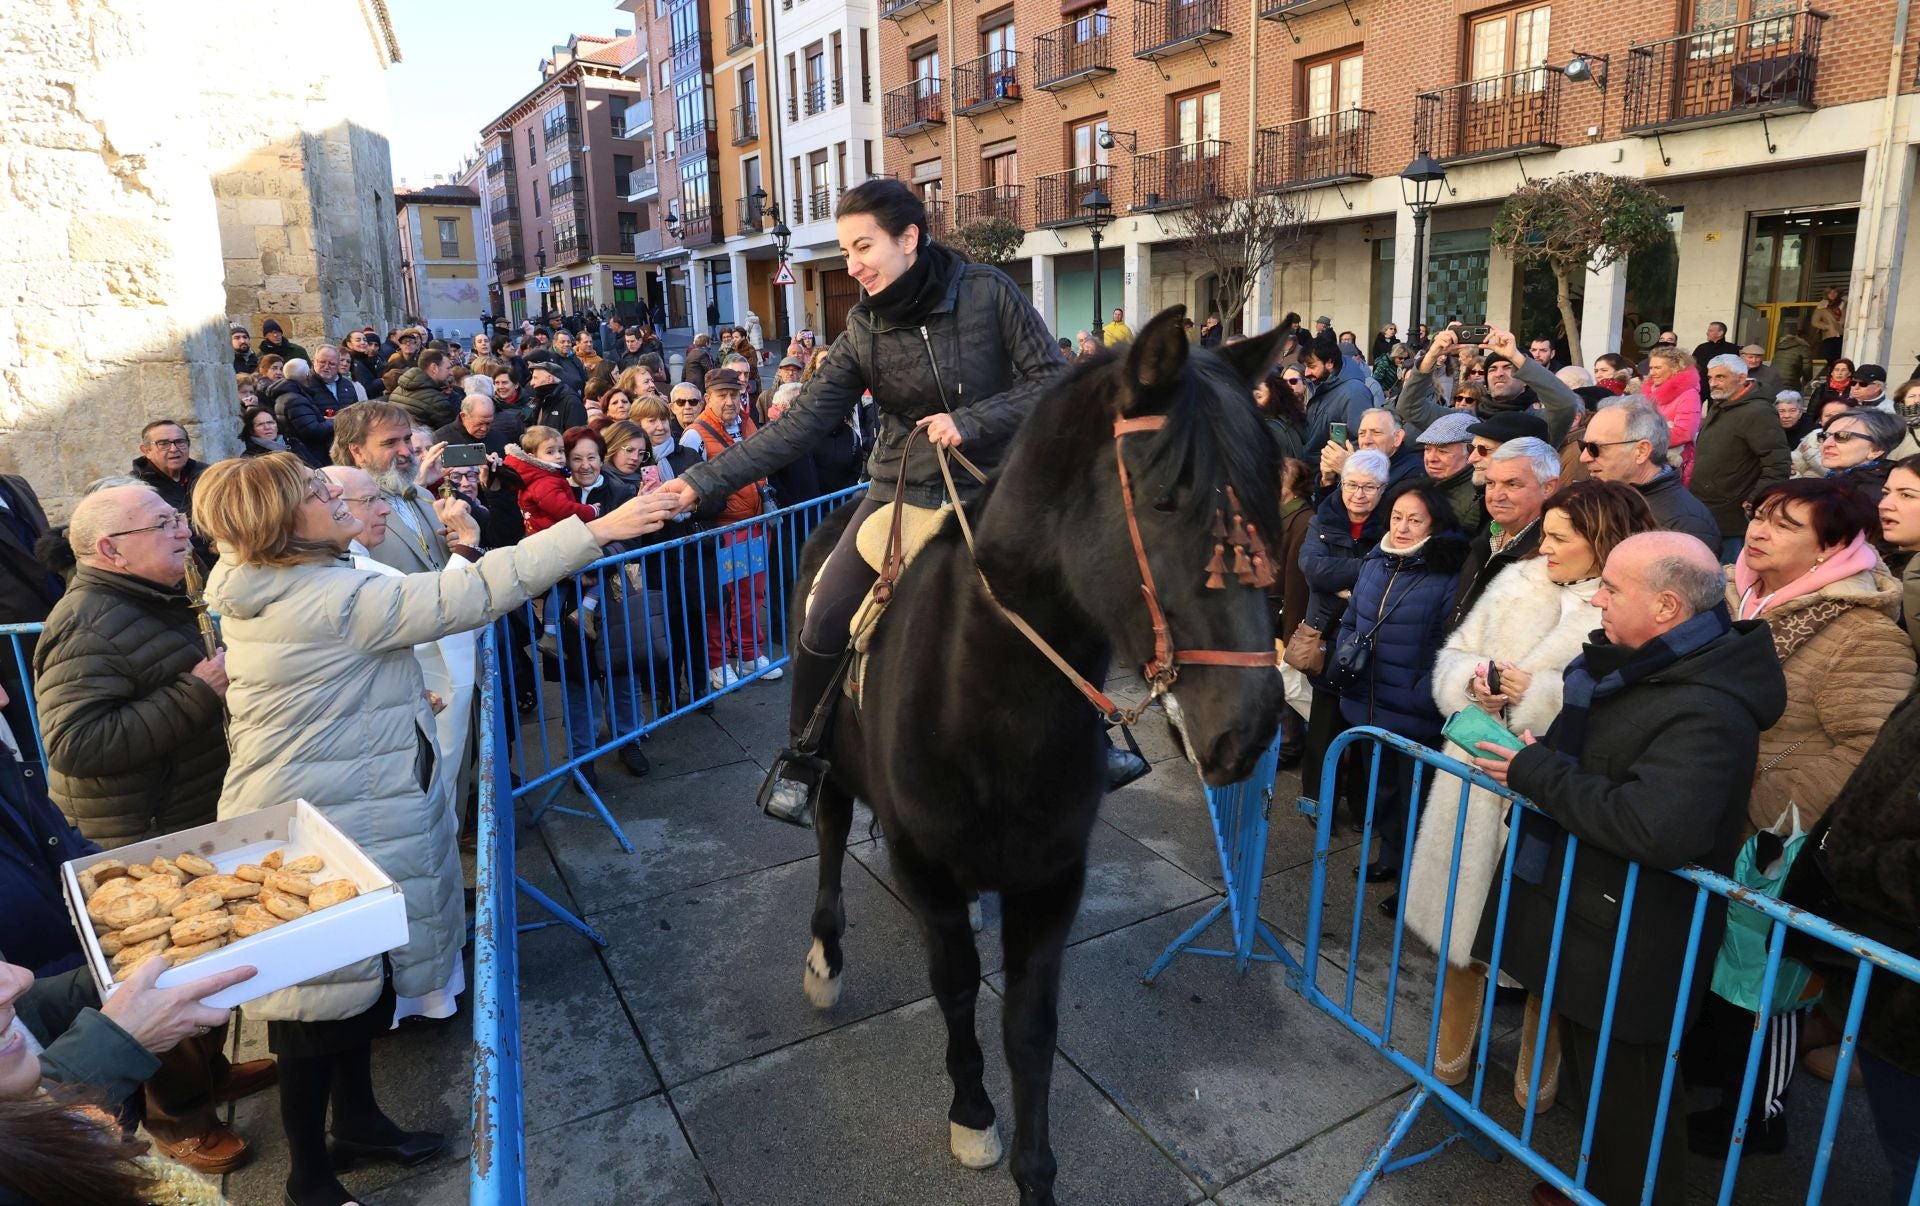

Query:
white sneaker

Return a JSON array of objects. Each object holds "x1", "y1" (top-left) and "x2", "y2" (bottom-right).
[
  {"x1": 708, "y1": 665, "x2": 740, "y2": 691},
  {"x1": 752, "y1": 655, "x2": 784, "y2": 681}
]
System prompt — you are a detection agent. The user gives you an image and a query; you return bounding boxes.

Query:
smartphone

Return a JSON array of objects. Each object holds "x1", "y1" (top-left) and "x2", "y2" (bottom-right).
[
  {"x1": 1442, "y1": 708, "x2": 1524, "y2": 756},
  {"x1": 1456, "y1": 324, "x2": 1492, "y2": 345},
  {"x1": 1329, "y1": 422, "x2": 1348, "y2": 448},
  {"x1": 640, "y1": 465, "x2": 662, "y2": 491},
  {"x1": 442, "y1": 443, "x2": 488, "y2": 469},
  {"x1": 1486, "y1": 664, "x2": 1503, "y2": 697}
]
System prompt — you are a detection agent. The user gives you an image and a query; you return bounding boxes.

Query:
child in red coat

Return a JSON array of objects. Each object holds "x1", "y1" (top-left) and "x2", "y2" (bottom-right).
[{"x1": 510, "y1": 426, "x2": 602, "y2": 652}]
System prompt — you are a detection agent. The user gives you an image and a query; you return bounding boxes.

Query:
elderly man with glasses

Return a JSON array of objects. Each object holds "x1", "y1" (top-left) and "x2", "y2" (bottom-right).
[{"x1": 130, "y1": 419, "x2": 214, "y2": 567}]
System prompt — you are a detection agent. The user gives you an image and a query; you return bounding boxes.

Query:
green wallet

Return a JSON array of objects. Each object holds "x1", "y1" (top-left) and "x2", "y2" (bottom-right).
[{"x1": 1442, "y1": 707, "x2": 1526, "y2": 755}]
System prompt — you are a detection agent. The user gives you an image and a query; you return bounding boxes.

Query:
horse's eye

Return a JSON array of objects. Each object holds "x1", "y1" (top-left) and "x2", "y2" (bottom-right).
[{"x1": 1153, "y1": 494, "x2": 1178, "y2": 513}]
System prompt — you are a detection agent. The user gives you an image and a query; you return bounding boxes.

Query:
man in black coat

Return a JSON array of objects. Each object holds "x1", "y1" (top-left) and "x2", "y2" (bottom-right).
[
  {"x1": 548, "y1": 328, "x2": 589, "y2": 395},
  {"x1": 1470, "y1": 532, "x2": 1787, "y2": 1206},
  {"x1": 1447, "y1": 421, "x2": 1559, "y2": 630},
  {"x1": 1579, "y1": 401, "x2": 1721, "y2": 546},
  {"x1": 0, "y1": 475, "x2": 60, "y2": 744},
  {"x1": 129, "y1": 420, "x2": 214, "y2": 567},
  {"x1": 229, "y1": 326, "x2": 258, "y2": 374},
  {"x1": 522, "y1": 351, "x2": 589, "y2": 432},
  {"x1": 257, "y1": 317, "x2": 309, "y2": 367},
  {"x1": 1691, "y1": 321, "x2": 1741, "y2": 386},
  {"x1": 266, "y1": 365, "x2": 333, "y2": 469}
]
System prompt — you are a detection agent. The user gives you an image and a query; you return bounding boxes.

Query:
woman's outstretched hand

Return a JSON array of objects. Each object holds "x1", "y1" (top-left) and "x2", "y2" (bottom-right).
[
  {"x1": 655, "y1": 478, "x2": 699, "y2": 515},
  {"x1": 588, "y1": 491, "x2": 683, "y2": 544},
  {"x1": 916, "y1": 413, "x2": 963, "y2": 448}
]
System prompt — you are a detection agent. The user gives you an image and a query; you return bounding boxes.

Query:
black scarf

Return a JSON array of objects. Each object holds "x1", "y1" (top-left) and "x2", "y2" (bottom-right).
[{"x1": 866, "y1": 241, "x2": 956, "y2": 327}]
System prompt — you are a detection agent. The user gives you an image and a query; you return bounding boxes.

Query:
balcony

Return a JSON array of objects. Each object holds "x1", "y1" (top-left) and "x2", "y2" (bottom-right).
[
  {"x1": 955, "y1": 184, "x2": 1022, "y2": 228},
  {"x1": 678, "y1": 209, "x2": 722, "y2": 247},
  {"x1": 485, "y1": 155, "x2": 511, "y2": 180},
  {"x1": 670, "y1": 31, "x2": 706, "y2": 75},
  {"x1": 803, "y1": 80, "x2": 828, "y2": 116},
  {"x1": 1258, "y1": 0, "x2": 1356, "y2": 21},
  {"x1": 1255, "y1": 110, "x2": 1374, "y2": 193},
  {"x1": 884, "y1": 79, "x2": 945, "y2": 137},
  {"x1": 1131, "y1": 140, "x2": 1231, "y2": 212},
  {"x1": 808, "y1": 188, "x2": 835, "y2": 222},
  {"x1": 953, "y1": 51, "x2": 1023, "y2": 118},
  {"x1": 732, "y1": 103, "x2": 759, "y2": 145},
  {"x1": 549, "y1": 176, "x2": 577, "y2": 200},
  {"x1": 493, "y1": 253, "x2": 520, "y2": 278},
  {"x1": 924, "y1": 197, "x2": 947, "y2": 241},
  {"x1": 627, "y1": 165, "x2": 659, "y2": 199},
  {"x1": 727, "y1": 6, "x2": 754, "y2": 53},
  {"x1": 1414, "y1": 67, "x2": 1564, "y2": 166},
  {"x1": 624, "y1": 229, "x2": 663, "y2": 257},
  {"x1": 1034, "y1": 13, "x2": 1116, "y2": 91},
  {"x1": 1034, "y1": 164, "x2": 1112, "y2": 227},
  {"x1": 1623, "y1": 9, "x2": 1826, "y2": 135},
  {"x1": 490, "y1": 202, "x2": 520, "y2": 225},
  {"x1": 1133, "y1": 0, "x2": 1229, "y2": 62},
  {"x1": 880, "y1": 0, "x2": 940, "y2": 22},
  {"x1": 737, "y1": 195, "x2": 766, "y2": 232},
  {"x1": 679, "y1": 119, "x2": 715, "y2": 160},
  {"x1": 611, "y1": 97, "x2": 653, "y2": 139}
]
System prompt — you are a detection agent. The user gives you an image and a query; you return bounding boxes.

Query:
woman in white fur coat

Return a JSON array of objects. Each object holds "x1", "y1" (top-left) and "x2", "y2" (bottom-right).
[{"x1": 1402, "y1": 480, "x2": 1658, "y2": 1104}]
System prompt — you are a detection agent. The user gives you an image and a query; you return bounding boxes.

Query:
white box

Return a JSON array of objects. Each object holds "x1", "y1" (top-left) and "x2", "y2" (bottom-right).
[{"x1": 61, "y1": 799, "x2": 410, "y2": 1010}]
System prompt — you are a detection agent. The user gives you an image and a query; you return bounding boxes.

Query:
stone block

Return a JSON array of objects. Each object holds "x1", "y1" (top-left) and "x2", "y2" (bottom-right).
[
  {"x1": 255, "y1": 225, "x2": 288, "y2": 253},
  {"x1": 262, "y1": 274, "x2": 303, "y2": 294},
  {"x1": 219, "y1": 222, "x2": 258, "y2": 259},
  {"x1": 103, "y1": 261, "x2": 169, "y2": 304},
  {"x1": 233, "y1": 198, "x2": 283, "y2": 227},
  {"x1": 0, "y1": 432, "x2": 57, "y2": 484},
  {"x1": 138, "y1": 360, "x2": 192, "y2": 410},
  {"x1": 68, "y1": 214, "x2": 169, "y2": 264},
  {"x1": 80, "y1": 305, "x2": 179, "y2": 366},
  {"x1": 0, "y1": 215, "x2": 74, "y2": 263},
  {"x1": 224, "y1": 258, "x2": 264, "y2": 289}
]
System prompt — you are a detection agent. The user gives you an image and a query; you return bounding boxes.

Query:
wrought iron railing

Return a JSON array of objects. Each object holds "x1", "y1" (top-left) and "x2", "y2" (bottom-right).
[
  {"x1": 1132, "y1": 140, "x2": 1230, "y2": 211},
  {"x1": 1414, "y1": 66, "x2": 1564, "y2": 163},
  {"x1": 804, "y1": 80, "x2": 828, "y2": 116},
  {"x1": 1034, "y1": 164, "x2": 1112, "y2": 227},
  {"x1": 955, "y1": 184, "x2": 1022, "y2": 227},
  {"x1": 808, "y1": 188, "x2": 834, "y2": 221},
  {"x1": 725, "y1": 6, "x2": 753, "y2": 53},
  {"x1": 732, "y1": 103, "x2": 758, "y2": 145},
  {"x1": 678, "y1": 118, "x2": 715, "y2": 160},
  {"x1": 1134, "y1": 0, "x2": 1229, "y2": 60},
  {"x1": 1255, "y1": 109, "x2": 1374, "y2": 192},
  {"x1": 883, "y1": 78, "x2": 945, "y2": 135},
  {"x1": 737, "y1": 195, "x2": 764, "y2": 232},
  {"x1": 1622, "y1": 8, "x2": 1827, "y2": 132},
  {"x1": 953, "y1": 50, "x2": 1023, "y2": 115},
  {"x1": 1034, "y1": 12, "x2": 1115, "y2": 88}
]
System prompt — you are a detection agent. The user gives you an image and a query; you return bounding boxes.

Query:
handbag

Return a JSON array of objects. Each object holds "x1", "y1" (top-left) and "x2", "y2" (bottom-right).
[
  {"x1": 1780, "y1": 812, "x2": 1920, "y2": 970},
  {"x1": 1711, "y1": 805, "x2": 1816, "y2": 1013},
  {"x1": 1323, "y1": 582, "x2": 1411, "y2": 694},
  {"x1": 1282, "y1": 621, "x2": 1327, "y2": 676}
]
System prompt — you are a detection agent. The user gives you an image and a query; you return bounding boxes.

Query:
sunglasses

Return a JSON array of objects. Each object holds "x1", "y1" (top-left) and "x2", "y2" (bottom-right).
[
  {"x1": 1579, "y1": 439, "x2": 1640, "y2": 457},
  {"x1": 1819, "y1": 430, "x2": 1872, "y2": 445}
]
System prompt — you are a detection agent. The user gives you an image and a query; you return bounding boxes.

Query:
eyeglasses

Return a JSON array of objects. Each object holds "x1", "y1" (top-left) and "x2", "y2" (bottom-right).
[
  {"x1": 306, "y1": 473, "x2": 335, "y2": 503},
  {"x1": 147, "y1": 438, "x2": 190, "y2": 450},
  {"x1": 1578, "y1": 439, "x2": 1640, "y2": 457},
  {"x1": 106, "y1": 511, "x2": 188, "y2": 538},
  {"x1": 1341, "y1": 482, "x2": 1383, "y2": 496},
  {"x1": 340, "y1": 493, "x2": 380, "y2": 506},
  {"x1": 1819, "y1": 430, "x2": 1873, "y2": 445}
]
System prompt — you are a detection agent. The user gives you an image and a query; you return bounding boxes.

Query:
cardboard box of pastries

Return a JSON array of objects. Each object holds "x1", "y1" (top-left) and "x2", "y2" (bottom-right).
[{"x1": 61, "y1": 799, "x2": 409, "y2": 1010}]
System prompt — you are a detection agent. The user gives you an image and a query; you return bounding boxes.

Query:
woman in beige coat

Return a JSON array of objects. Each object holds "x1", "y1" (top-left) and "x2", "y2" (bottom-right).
[
  {"x1": 1404, "y1": 481, "x2": 1656, "y2": 1106},
  {"x1": 194, "y1": 453, "x2": 675, "y2": 1206}
]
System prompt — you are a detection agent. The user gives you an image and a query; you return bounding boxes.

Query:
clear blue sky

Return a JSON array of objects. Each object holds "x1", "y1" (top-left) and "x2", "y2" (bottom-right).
[{"x1": 384, "y1": 0, "x2": 631, "y2": 188}]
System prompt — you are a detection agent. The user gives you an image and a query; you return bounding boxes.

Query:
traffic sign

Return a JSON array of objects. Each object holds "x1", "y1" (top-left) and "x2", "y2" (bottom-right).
[
  {"x1": 535, "y1": 276, "x2": 552, "y2": 292},
  {"x1": 773, "y1": 261, "x2": 795, "y2": 287}
]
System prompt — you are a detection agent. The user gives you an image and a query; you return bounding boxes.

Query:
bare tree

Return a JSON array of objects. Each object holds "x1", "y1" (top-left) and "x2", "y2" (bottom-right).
[{"x1": 1166, "y1": 190, "x2": 1311, "y2": 334}]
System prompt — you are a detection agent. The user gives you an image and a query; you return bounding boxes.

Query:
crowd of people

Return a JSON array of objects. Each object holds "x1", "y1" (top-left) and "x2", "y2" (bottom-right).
[{"x1": 3, "y1": 225, "x2": 1920, "y2": 1206}]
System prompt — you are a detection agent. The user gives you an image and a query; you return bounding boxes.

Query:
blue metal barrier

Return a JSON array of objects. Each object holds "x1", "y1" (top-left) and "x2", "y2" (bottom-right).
[{"x1": 1294, "y1": 726, "x2": 1920, "y2": 1206}]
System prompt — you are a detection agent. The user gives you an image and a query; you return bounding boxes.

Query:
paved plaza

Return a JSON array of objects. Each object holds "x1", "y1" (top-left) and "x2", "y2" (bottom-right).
[{"x1": 207, "y1": 677, "x2": 1890, "y2": 1205}]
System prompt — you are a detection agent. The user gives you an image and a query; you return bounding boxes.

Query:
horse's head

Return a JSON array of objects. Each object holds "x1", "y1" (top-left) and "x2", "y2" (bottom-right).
[{"x1": 1048, "y1": 306, "x2": 1291, "y2": 785}]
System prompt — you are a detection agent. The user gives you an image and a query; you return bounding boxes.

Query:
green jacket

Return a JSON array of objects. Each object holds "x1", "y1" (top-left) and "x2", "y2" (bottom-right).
[
  {"x1": 1690, "y1": 382, "x2": 1792, "y2": 541},
  {"x1": 4, "y1": 947, "x2": 159, "y2": 1105}
]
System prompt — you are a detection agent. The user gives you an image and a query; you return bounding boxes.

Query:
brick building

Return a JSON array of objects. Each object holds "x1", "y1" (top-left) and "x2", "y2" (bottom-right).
[{"x1": 875, "y1": 0, "x2": 1920, "y2": 368}]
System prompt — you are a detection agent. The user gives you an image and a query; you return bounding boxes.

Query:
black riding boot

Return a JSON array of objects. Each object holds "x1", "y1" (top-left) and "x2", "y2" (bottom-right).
[
  {"x1": 757, "y1": 641, "x2": 849, "y2": 828},
  {"x1": 1104, "y1": 724, "x2": 1151, "y2": 792}
]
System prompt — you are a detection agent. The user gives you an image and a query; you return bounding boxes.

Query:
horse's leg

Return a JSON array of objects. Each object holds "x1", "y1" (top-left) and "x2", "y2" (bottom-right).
[
  {"x1": 999, "y1": 861, "x2": 1087, "y2": 1206},
  {"x1": 889, "y1": 840, "x2": 1000, "y2": 1169},
  {"x1": 803, "y1": 777, "x2": 855, "y2": 1008}
]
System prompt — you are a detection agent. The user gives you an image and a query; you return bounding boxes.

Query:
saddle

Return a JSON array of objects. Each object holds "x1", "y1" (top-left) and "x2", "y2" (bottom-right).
[{"x1": 800, "y1": 499, "x2": 952, "y2": 705}]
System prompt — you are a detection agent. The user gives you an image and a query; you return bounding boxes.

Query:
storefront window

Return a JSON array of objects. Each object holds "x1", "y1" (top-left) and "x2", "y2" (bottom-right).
[{"x1": 1738, "y1": 207, "x2": 1855, "y2": 354}]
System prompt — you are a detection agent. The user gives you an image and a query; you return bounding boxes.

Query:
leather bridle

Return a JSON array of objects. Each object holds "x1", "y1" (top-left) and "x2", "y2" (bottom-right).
[{"x1": 899, "y1": 415, "x2": 1274, "y2": 727}]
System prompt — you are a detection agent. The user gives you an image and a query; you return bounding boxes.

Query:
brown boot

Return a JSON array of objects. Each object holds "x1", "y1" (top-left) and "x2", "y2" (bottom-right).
[
  {"x1": 1803, "y1": 1044, "x2": 1865, "y2": 1086},
  {"x1": 1514, "y1": 992, "x2": 1562, "y2": 1112},
  {"x1": 1434, "y1": 962, "x2": 1488, "y2": 1086}
]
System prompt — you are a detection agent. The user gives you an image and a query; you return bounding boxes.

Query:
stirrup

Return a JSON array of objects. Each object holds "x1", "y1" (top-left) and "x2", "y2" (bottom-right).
[{"x1": 758, "y1": 747, "x2": 830, "y2": 829}]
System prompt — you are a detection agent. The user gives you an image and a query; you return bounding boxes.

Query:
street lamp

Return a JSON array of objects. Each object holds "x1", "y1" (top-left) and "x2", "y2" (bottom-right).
[
  {"x1": 1080, "y1": 185, "x2": 1114, "y2": 336},
  {"x1": 1399, "y1": 151, "x2": 1446, "y2": 335}
]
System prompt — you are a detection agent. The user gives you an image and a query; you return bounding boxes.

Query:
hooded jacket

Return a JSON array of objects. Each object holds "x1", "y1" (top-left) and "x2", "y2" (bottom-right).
[
  {"x1": 32, "y1": 565, "x2": 228, "y2": 848},
  {"x1": 203, "y1": 519, "x2": 603, "y2": 1020},
  {"x1": 507, "y1": 449, "x2": 598, "y2": 535},
  {"x1": 678, "y1": 243, "x2": 1062, "y2": 512},
  {"x1": 388, "y1": 366, "x2": 458, "y2": 430},
  {"x1": 1644, "y1": 364, "x2": 1703, "y2": 482},
  {"x1": 1332, "y1": 530, "x2": 1470, "y2": 743},
  {"x1": 1474, "y1": 618, "x2": 1789, "y2": 1043},
  {"x1": 1691, "y1": 380, "x2": 1791, "y2": 541},
  {"x1": 1303, "y1": 355, "x2": 1375, "y2": 460},
  {"x1": 267, "y1": 376, "x2": 334, "y2": 469}
]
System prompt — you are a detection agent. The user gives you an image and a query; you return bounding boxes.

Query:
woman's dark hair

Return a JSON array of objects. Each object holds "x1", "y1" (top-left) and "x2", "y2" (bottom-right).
[
  {"x1": 1541, "y1": 479, "x2": 1658, "y2": 569},
  {"x1": 1751, "y1": 476, "x2": 1880, "y2": 550},
  {"x1": 1380, "y1": 478, "x2": 1461, "y2": 536},
  {"x1": 1827, "y1": 357, "x2": 1856, "y2": 378},
  {"x1": 1817, "y1": 395, "x2": 1854, "y2": 425},
  {"x1": 1279, "y1": 457, "x2": 1314, "y2": 502},
  {"x1": 835, "y1": 178, "x2": 930, "y2": 245},
  {"x1": 0, "y1": 1094, "x2": 157, "y2": 1206},
  {"x1": 1897, "y1": 452, "x2": 1920, "y2": 477},
  {"x1": 1256, "y1": 368, "x2": 1305, "y2": 426},
  {"x1": 241, "y1": 405, "x2": 276, "y2": 440},
  {"x1": 1827, "y1": 406, "x2": 1907, "y2": 456}
]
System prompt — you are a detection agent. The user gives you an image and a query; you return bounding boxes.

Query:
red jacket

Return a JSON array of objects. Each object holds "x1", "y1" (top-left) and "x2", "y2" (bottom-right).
[
  {"x1": 1646, "y1": 366, "x2": 1703, "y2": 485},
  {"x1": 689, "y1": 409, "x2": 765, "y2": 525},
  {"x1": 506, "y1": 449, "x2": 597, "y2": 535}
]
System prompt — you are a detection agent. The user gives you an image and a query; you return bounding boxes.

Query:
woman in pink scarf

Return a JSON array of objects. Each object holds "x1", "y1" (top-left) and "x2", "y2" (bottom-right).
[{"x1": 1644, "y1": 346, "x2": 1702, "y2": 484}]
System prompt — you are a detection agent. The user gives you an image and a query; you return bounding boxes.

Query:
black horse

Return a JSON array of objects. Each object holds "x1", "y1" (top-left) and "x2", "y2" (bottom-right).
[{"x1": 795, "y1": 307, "x2": 1289, "y2": 1205}]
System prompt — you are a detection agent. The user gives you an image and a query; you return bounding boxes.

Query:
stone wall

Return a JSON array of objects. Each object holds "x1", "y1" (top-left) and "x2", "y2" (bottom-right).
[{"x1": 0, "y1": 0, "x2": 401, "y2": 520}]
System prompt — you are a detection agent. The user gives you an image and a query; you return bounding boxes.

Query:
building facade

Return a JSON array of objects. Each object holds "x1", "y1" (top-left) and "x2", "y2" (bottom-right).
[
  {"x1": 482, "y1": 34, "x2": 658, "y2": 328},
  {"x1": 875, "y1": 0, "x2": 1920, "y2": 368},
  {"x1": 396, "y1": 185, "x2": 485, "y2": 340}
]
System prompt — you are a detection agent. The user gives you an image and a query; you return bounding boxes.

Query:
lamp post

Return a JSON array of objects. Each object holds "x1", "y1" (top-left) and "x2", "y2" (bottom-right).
[
  {"x1": 1399, "y1": 151, "x2": 1446, "y2": 335},
  {"x1": 1080, "y1": 185, "x2": 1114, "y2": 337}
]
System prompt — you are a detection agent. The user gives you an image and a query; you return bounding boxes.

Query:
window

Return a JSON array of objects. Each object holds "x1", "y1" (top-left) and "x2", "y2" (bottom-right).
[
  {"x1": 982, "y1": 140, "x2": 1017, "y2": 188},
  {"x1": 1072, "y1": 5, "x2": 1109, "y2": 43},
  {"x1": 680, "y1": 162, "x2": 710, "y2": 218},
  {"x1": 549, "y1": 162, "x2": 576, "y2": 199},
  {"x1": 1071, "y1": 115, "x2": 1110, "y2": 170},
  {"x1": 740, "y1": 63, "x2": 757, "y2": 113},
  {"x1": 859, "y1": 28, "x2": 872, "y2": 102},
  {"x1": 982, "y1": 19, "x2": 1015, "y2": 72},
  {"x1": 743, "y1": 155, "x2": 763, "y2": 203},
  {"x1": 1173, "y1": 88, "x2": 1220, "y2": 153},
  {"x1": 614, "y1": 155, "x2": 634, "y2": 190},
  {"x1": 619, "y1": 211, "x2": 639, "y2": 251},
  {"x1": 864, "y1": 139, "x2": 875, "y2": 177},
  {"x1": 1304, "y1": 50, "x2": 1363, "y2": 119},
  {"x1": 534, "y1": 191, "x2": 541, "y2": 217},
  {"x1": 835, "y1": 142, "x2": 848, "y2": 192},
  {"x1": 832, "y1": 33, "x2": 844, "y2": 103},
  {"x1": 1470, "y1": 3, "x2": 1551, "y2": 95},
  {"x1": 912, "y1": 46, "x2": 940, "y2": 98},
  {"x1": 609, "y1": 95, "x2": 629, "y2": 137},
  {"x1": 528, "y1": 138, "x2": 536, "y2": 164},
  {"x1": 1689, "y1": 0, "x2": 1798, "y2": 55},
  {"x1": 437, "y1": 218, "x2": 460, "y2": 258},
  {"x1": 675, "y1": 73, "x2": 711, "y2": 135}
]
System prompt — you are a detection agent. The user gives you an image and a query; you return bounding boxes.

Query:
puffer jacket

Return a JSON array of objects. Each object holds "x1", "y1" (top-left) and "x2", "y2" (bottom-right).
[
  {"x1": 203, "y1": 518, "x2": 604, "y2": 1021},
  {"x1": 1692, "y1": 381, "x2": 1791, "y2": 541},
  {"x1": 388, "y1": 366, "x2": 458, "y2": 430},
  {"x1": 32, "y1": 566, "x2": 227, "y2": 848},
  {"x1": 1297, "y1": 490, "x2": 1388, "y2": 635},
  {"x1": 507, "y1": 449, "x2": 597, "y2": 535},
  {"x1": 1727, "y1": 561, "x2": 1915, "y2": 833},
  {"x1": 1331, "y1": 531, "x2": 1469, "y2": 743},
  {"x1": 1770, "y1": 333, "x2": 1813, "y2": 393},
  {"x1": 267, "y1": 377, "x2": 333, "y2": 468},
  {"x1": 1645, "y1": 365, "x2": 1703, "y2": 482},
  {"x1": 677, "y1": 243, "x2": 1062, "y2": 512}
]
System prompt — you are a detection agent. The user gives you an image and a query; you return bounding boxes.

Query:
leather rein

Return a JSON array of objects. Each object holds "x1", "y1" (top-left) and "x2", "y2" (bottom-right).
[{"x1": 877, "y1": 417, "x2": 1273, "y2": 727}]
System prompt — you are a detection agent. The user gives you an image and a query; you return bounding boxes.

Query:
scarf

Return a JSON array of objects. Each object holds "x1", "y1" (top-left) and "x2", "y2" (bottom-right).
[
  {"x1": 865, "y1": 241, "x2": 955, "y2": 326},
  {"x1": 650, "y1": 437, "x2": 679, "y2": 480},
  {"x1": 1510, "y1": 604, "x2": 1734, "y2": 883},
  {"x1": 1732, "y1": 531, "x2": 1876, "y2": 620},
  {"x1": 246, "y1": 434, "x2": 289, "y2": 455}
]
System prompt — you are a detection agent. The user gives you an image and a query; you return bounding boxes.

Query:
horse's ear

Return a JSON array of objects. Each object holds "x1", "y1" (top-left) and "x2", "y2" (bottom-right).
[
  {"x1": 1123, "y1": 306, "x2": 1190, "y2": 399},
  {"x1": 1214, "y1": 317, "x2": 1294, "y2": 387}
]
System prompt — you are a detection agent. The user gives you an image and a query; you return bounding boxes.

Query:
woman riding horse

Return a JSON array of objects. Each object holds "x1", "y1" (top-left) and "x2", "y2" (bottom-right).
[{"x1": 660, "y1": 179, "x2": 1147, "y2": 810}]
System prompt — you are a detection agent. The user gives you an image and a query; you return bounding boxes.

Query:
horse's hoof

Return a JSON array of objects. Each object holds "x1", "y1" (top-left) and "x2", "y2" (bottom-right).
[
  {"x1": 949, "y1": 1121, "x2": 1003, "y2": 1170},
  {"x1": 967, "y1": 897, "x2": 984, "y2": 933},
  {"x1": 802, "y1": 938, "x2": 842, "y2": 1009}
]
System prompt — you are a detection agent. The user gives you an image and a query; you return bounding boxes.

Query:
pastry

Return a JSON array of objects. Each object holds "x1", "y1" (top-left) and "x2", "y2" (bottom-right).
[
  {"x1": 119, "y1": 915, "x2": 174, "y2": 944},
  {"x1": 165, "y1": 937, "x2": 226, "y2": 965},
  {"x1": 85, "y1": 876, "x2": 138, "y2": 914},
  {"x1": 174, "y1": 853, "x2": 218, "y2": 878},
  {"x1": 170, "y1": 892, "x2": 224, "y2": 920},
  {"x1": 232, "y1": 914, "x2": 281, "y2": 938},
  {"x1": 170, "y1": 913, "x2": 232, "y2": 946},
  {"x1": 91, "y1": 859, "x2": 129, "y2": 882},
  {"x1": 98, "y1": 929, "x2": 130, "y2": 957},
  {"x1": 264, "y1": 870, "x2": 313, "y2": 898},
  {"x1": 188, "y1": 874, "x2": 256, "y2": 901},
  {"x1": 260, "y1": 889, "x2": 309, "y2": 921},
  {"x1": 136, "y1": 883, "x2": 186, "y2": 913},
  {"x1": 307, "y1": 880, "x2": 359, "y2": 910},
  {"x1": 150, "y1": 856, "x2": 181, "y2": 879},
  {"x1": 282, "y1": 854, "x2": 324, "y2": 876},
  {"x1": 109, "y1": 936, "x2": 166, "y2": 970},
  {"x1": 76, "y1": 869, "x2": 99, "y2": 899},
  {"x1": 125, "y1": 862, "x2": 154, "y2": 879},
  {"x1": 98, "y1": 893, "x2": 160, "y2": 930},
  {"x1": 234, "y1": 863, "x2": 268, "y2": 883},
  {"x1": 260, "y1": 849, "x2": 285, "y2": 871}
]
